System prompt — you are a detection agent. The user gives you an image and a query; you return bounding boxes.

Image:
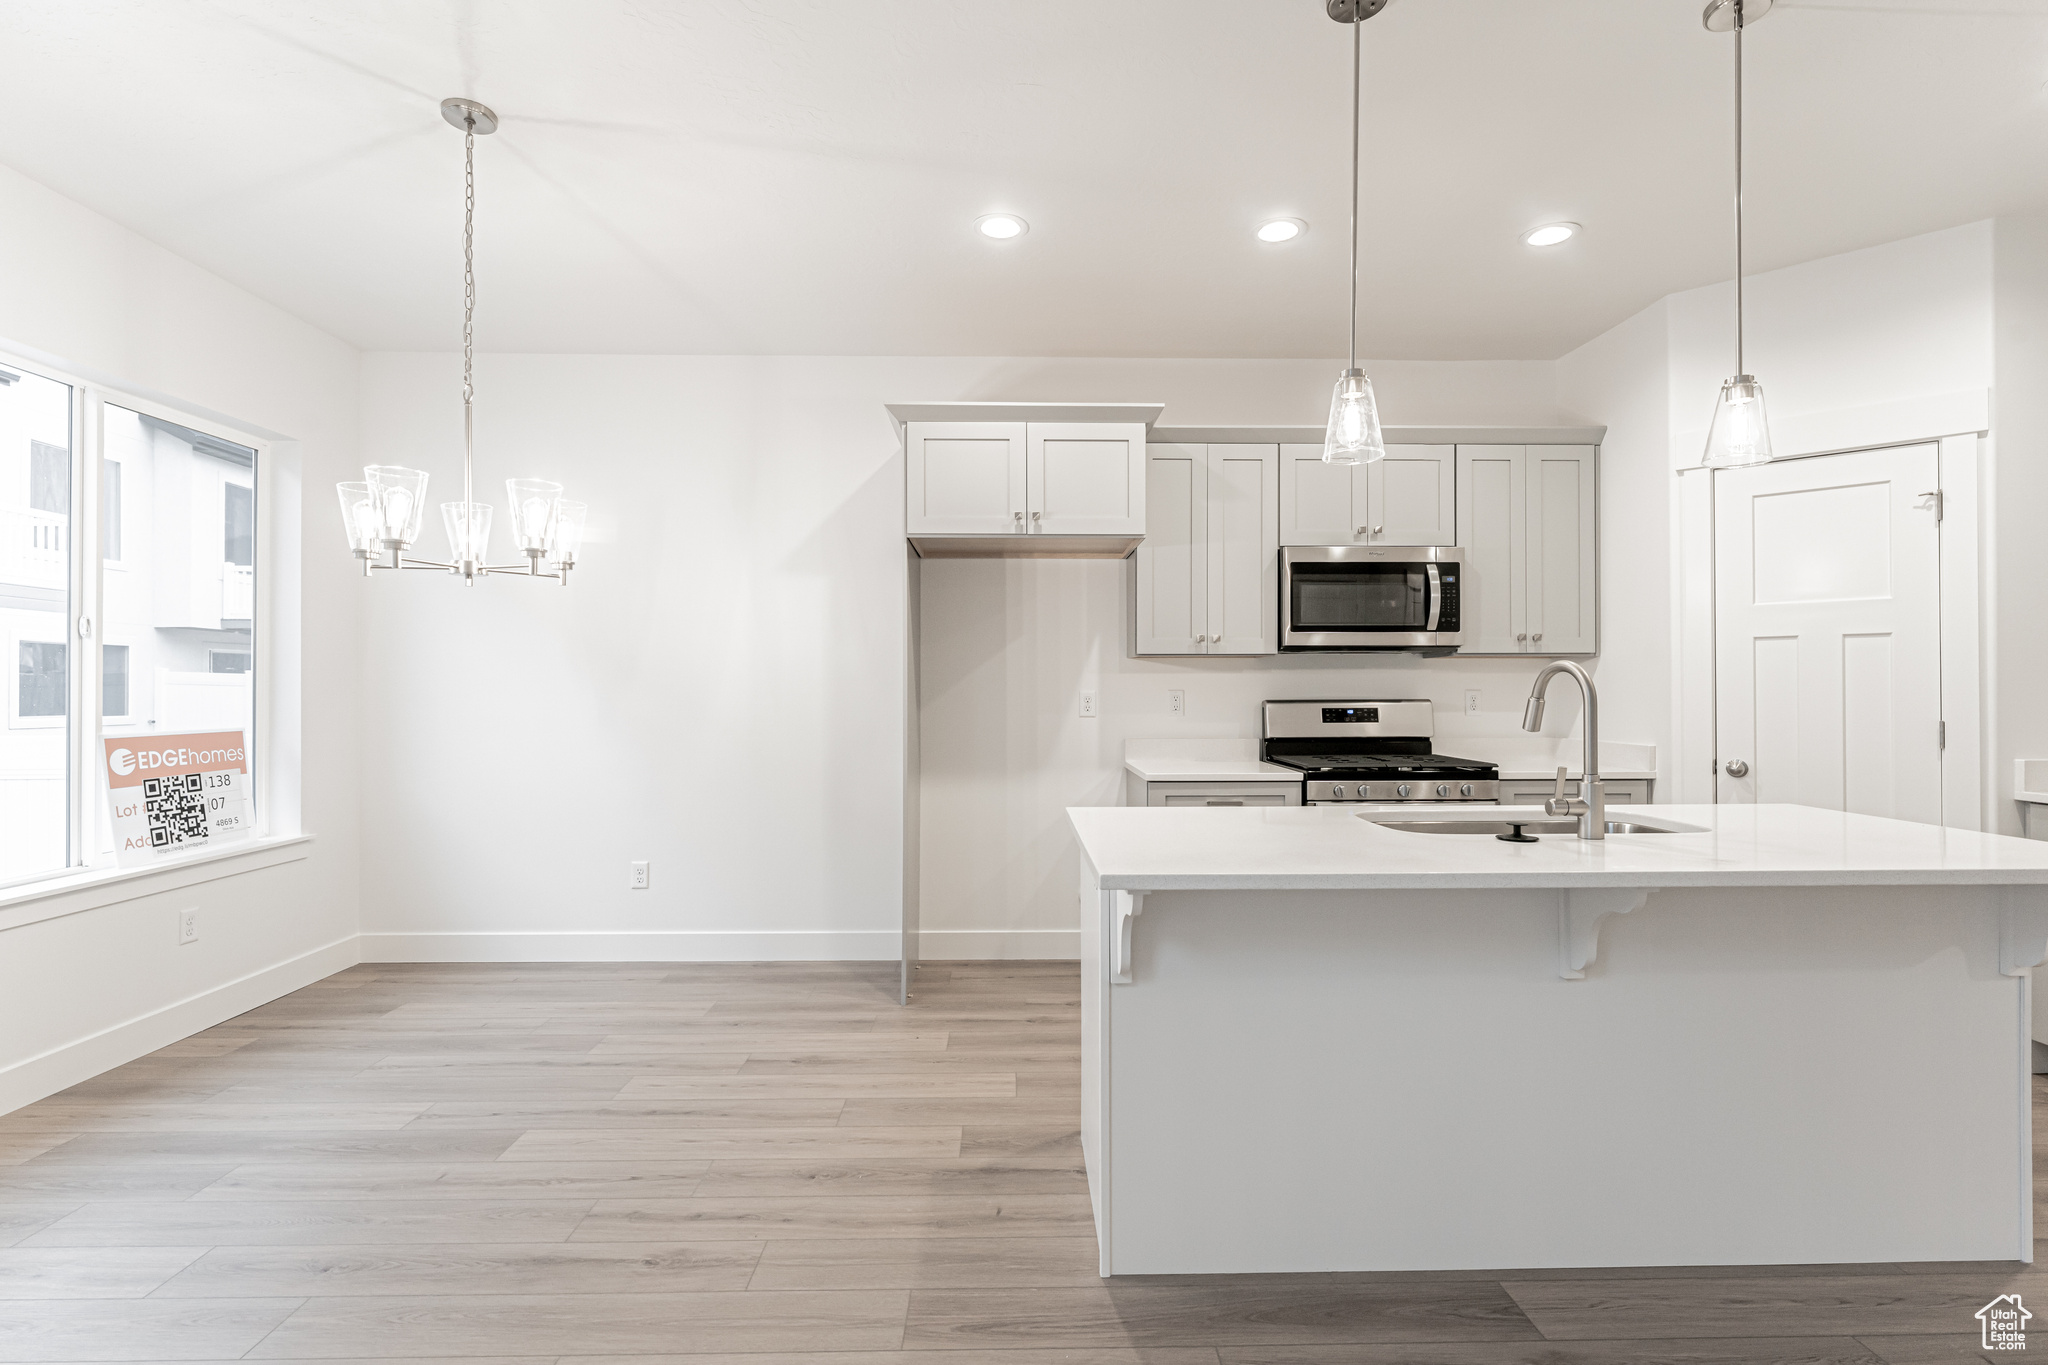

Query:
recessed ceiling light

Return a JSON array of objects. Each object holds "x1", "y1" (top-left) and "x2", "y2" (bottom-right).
[
  {"x1": 1522, "y1": 222, "x2": 1579, "y2": 247},
  {"x1": 1257, "y1": 219, "x2": 1306, "y2": 243},
  {"x1": 977, "y1": 214, "x2": 1028, "y2": 240}
]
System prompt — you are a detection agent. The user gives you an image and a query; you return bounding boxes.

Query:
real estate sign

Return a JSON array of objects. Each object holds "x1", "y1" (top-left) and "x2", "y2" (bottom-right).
[{"x1": 103, "y1": 732, "x2": 253, "y2": 867}]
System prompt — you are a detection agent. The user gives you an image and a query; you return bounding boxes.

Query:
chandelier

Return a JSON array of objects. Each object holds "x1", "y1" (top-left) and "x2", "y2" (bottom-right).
[
  {"x1": 336, "y1": 97, "x2": 586, "y2": 586},
  {"x1": 1321, "y1": 0, "x2": 1389, "y2": 467}
]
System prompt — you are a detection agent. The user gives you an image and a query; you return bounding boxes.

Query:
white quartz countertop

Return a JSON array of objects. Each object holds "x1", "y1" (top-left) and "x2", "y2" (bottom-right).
[
  {"x1": 1068, "y1": 802, "x2": 2048, "y2": 891},
  {"x1": 1123, "y1": 755, "x2": 1302, "y2": 782}
]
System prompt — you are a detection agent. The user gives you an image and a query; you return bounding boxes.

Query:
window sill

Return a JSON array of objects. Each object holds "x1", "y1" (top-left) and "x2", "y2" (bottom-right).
[{"x1": 0, "y1": 834, "x2": 315, "y2": 933}]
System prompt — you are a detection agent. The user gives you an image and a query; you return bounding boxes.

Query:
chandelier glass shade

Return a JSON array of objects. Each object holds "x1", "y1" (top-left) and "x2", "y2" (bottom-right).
[{"x1": 337, "y1": 98, "x2": 586, "y2": 586}]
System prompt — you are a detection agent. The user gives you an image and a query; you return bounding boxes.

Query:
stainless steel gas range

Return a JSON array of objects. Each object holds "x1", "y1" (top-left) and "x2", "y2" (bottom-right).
[{"x1": 1261, "y1": 699, "x2": 1500, "y2": 806}]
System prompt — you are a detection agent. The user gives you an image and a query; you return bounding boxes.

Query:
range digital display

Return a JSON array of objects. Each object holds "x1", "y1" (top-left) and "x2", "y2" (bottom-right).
[{"x1": 1322, "y1": 706, "x2": 1380, "y2": 724}]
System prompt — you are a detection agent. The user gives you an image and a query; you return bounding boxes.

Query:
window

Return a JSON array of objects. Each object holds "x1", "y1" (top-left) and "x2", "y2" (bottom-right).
[
  {"x1": 102, "y1": 458, "x2": 121, "y2": 562},
  {"x1": 15, "y1": 640, "x2": 65, "y2": 719},
  {"x1": 1, "y1": 367, "x2": 73, "y2": 884},
  {"x1": 101, "y1": 644, "x2": 129, "y2": 718},
  {"x1": 0, "y1": 360, "x2": 270, "y2": 891},
  {"x1": 29, "y1": 440, "x2": 67, "y2": 515}
]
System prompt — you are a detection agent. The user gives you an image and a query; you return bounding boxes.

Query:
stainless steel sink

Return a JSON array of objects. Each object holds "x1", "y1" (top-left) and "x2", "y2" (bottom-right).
[{"x1": 1370, "y1": 818, "x2": 1684, "y2": 836}]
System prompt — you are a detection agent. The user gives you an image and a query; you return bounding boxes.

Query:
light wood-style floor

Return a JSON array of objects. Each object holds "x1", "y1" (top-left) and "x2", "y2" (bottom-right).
[{"x1": 0, "y1": 959, "x2": 2042, "y2": 1363}]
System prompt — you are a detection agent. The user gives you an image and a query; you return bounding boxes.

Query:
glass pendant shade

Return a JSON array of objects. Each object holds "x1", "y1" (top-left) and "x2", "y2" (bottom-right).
[
  {"x1": 441, "y1": 501, "x2": 493, "y2": 562},
  {"x1": 1323, "y1": 368, "x2": 1387, "y2": 466},
  {"x1": 1702, "y1": 374, "x2": 1773, "y2": 467},
  {"x1": 335, "y1": 482, "x2": 379, "y2": 553},
  {"x1": 505, "y1": 479, "x2": 563, "y2": 550},
  {"x1": 364, "y1": 465, "x2": 430, "y2": 545},
  {"x1": 549, "y1": 500, "x2": 587, "y2": 563}
]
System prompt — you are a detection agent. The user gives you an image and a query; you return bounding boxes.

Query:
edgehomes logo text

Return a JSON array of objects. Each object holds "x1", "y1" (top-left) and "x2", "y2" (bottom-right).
[{"x1": 107, "y1": 746, "x2": 246, "y2": 778}]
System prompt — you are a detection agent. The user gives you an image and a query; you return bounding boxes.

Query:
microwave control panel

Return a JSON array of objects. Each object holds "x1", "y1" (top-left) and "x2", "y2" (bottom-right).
[{"x1": 1437, "y1": 564, "x2": 1460, "y2": 632}]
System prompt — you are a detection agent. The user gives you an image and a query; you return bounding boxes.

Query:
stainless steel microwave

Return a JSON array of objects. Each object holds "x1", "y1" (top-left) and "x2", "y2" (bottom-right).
[{"x1": 1280, "y1": 545, "x2": 1464, "y2": 651}]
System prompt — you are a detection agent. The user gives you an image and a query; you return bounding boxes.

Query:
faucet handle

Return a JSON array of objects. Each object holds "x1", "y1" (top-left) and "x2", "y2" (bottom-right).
[{"x1": 1553, "y1": 765, "x2": 1569, "y2": 802}]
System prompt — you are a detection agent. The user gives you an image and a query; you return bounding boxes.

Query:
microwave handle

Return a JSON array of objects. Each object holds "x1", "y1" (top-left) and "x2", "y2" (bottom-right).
[{"x1": 1425, "y1": 563, "x2": 1442, "y2": 632}]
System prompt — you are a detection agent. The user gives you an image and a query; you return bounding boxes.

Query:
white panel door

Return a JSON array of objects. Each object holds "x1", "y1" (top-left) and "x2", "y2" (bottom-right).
[
  {"x1": 1027, "y1": 422, "x2": 1145, "y2": 535},
  {"x1": 1133, "y1": 445, "x2": 1206, "y2": 655},
  {"x1": 1454, "y1": 445, "x2": 1526, "y2": 654},
  {"x1": 1714, "y1": 444, "x2": 1942, "y2": 822},
  {"x1": 905, "y1": 421, "x2": 1025, "y2": 535},
  {"x1": 1278, "y1": 443, "x2": 1365, "y2": 545},
  {"x1": 1205, "y1": 444, "x2": 1278, "y2": 655},
  {"x1": 1368, "y1": 445, "x2": 1456, "y2": 546},
  {"x1": 1525, "y1": 446, "x2": 1597, "y2": 655}
]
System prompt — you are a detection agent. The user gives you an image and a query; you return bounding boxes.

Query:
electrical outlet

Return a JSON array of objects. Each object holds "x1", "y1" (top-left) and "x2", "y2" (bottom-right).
[
  {"x1": 630, "y1": 861, "x2": 650, "y2": 890},
  {"x1": 178, "y1": 908, "x2": 198, "y2": 945},
  {"x1": 1465, "y1": 689, "x2": 1482, "y2": 716},
  {"x1": 1168, "y1": 689, "x2": 1185, "y2": 716},
  {"x1": 1079, "y1": 691, "x2": 1098, "y2": 718}
]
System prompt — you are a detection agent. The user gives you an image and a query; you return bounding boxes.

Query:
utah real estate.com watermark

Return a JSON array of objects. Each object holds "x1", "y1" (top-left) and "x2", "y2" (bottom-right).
[{"x1": 1981, "y1": 1294, "x2": 2031, "y2": 1351}]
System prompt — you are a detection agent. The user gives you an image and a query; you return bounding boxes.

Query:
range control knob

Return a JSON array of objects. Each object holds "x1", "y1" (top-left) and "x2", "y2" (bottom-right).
[
  {"x1": 1435, "y1": 783, "x2": 1451, "y2": 798},
  {"x1": 1331, "y1": 785, "x2": 1345, "y2": 799},
  {"x1": 1396, "y1": 783, "x2": 1412, "y2": 798},
  {"x1": 1460, "y1": 783, "x2": 1475, "y2": 797}
]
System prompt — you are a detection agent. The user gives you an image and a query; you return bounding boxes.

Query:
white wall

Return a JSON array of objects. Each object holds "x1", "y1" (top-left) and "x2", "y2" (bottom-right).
[
  {"x1": 351, "y1": 355, "x2": 1572, "y2": 961},
  {"x1": 0, "y1": 162, "x2": 362, "y2": 1111},
  {"x1": 1992, "y1": 212, "x2": 2048, "y2": 838}
]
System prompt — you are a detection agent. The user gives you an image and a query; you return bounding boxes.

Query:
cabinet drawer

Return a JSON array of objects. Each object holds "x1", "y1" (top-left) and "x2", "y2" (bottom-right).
[
  {"x1": 1143, "y1": 781, "x2": 1302, "y2": 808},
  {"x1": 1498, "y1": 779, "x2": 1651, "y2": 805}
]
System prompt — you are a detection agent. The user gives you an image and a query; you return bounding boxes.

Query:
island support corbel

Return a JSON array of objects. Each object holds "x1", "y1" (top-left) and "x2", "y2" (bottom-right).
[{"x1": 1558, "y1": 888, "x2": 1654, "y2": 979}]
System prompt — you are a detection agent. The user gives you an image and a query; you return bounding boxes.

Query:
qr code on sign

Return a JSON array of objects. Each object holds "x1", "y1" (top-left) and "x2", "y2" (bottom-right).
[{"x1": 143, "y1": 774, "x2": 208, "y2": 848}]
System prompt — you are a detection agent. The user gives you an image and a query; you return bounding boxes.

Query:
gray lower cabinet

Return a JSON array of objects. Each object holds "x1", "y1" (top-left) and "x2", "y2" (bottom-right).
[
  {"x1": 1497, "y1": 779, "x2": 1653, "y2": 806},
  {"x1": 1127, "y1": 778, "x2": 1303, "y2": 808}
]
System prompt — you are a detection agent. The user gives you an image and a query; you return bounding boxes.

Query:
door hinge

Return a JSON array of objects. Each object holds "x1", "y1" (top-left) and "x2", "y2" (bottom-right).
[
  {"x1": 1920, "y1": 489, "x2": 1944, "y2": 521},
  {"x1": 1939, "y1": 720, "x2": 1947, "y2": 750}
]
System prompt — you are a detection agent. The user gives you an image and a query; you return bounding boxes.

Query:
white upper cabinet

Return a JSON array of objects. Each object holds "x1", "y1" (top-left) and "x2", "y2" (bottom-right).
[
  {"x1": 1454, "y1": 444, "x2": 1596, "y2": 656},
  {"x1": 905, "y1": 422, "x2": 1026, "y2": 535},
  {"x1": 1205, "y1": 445, "x2": 1279, "y2": 654},
  {"x1": 1133, "y1": 445, "x2": 1205, "y2": 655},
  {"x1": 1279, "y1": 443, "x2": 1364, "y2": 545},
  {"x1": 1369, "y1": 445, "x2": 1456, "y2": 545},
  {"x1": 1134, "y1": 444, "x2": 1277, "y2": 655},
  {"x1": 906, "y1": 420, "x2": 1144, "y2": 541},
  {"x1": 1525, "y1": 446, "x2": 1598, "y2": 655},
  {"x1": 1279, "y1": 443, "x2": 1453, "y2": 546},
  {"x1": 1029, "y1": 423, "x2": 1146, "y2": 536}
]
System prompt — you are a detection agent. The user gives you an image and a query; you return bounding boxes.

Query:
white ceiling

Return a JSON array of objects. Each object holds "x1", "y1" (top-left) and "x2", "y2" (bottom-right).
[{"x1": 1, "y1": 0, "x2": 2044, "y2": 359}]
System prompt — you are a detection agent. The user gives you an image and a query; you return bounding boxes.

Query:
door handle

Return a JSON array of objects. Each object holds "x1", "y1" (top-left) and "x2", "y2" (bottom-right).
[{"x1": 1724, "y1": 759, "x2": 1749, "y2": 778}]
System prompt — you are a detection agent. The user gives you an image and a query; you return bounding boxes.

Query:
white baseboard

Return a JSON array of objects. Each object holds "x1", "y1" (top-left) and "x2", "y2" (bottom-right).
[
  {"x1": 357, "y1": 930, "x2": 904, "y2": 963},
  {"x1": 0, "y1": 934, "x2": 360, "y2": 1117},
  {"x1": 918, "y1": 928, "x2": 1079, "y2": 960}
]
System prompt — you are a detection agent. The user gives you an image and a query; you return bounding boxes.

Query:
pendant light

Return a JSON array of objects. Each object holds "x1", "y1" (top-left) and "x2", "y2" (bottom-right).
[
  {"x1": 1700, "y1": 0, "x2": 1774, "y2": 468},
  {"x1": 1323, "y1": 0, "x2": 1388, "y2": 466},
  {"x1": 337, "y1": 98, "x2": 588, "y2": 585}
]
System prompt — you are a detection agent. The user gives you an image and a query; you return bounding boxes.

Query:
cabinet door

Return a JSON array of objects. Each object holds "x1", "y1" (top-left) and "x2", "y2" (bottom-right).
[
  {"x1": 1027, "y1": 422, "x2": 1145, "y2": 535},
  {"x1": 905, "y1": 422, "x2": 1025, "y2": 534},
  {"x1": 1204, "y1": 444, "x2": 1278, "y2": 655},
  {"x1": 1133, "y1": 445, "x2": 1207, "y2": 655},
  {"x1": 1455, "y1": 445, "x2": 1527, "y2": 654},
  {"x1": 1369, "y1": 444, "x2": 1455, "y2": 546},
  {"x1": 1278, "y1": 443, "x2": 1366, "y2": 545},
  {"x1": 1526, "y1": 446, "x2": 1597, "y2": 655}
]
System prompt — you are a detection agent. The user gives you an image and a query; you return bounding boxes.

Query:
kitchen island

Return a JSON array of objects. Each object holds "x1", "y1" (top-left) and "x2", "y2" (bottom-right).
[{"x1": 1068, "y1": 802, "x2": 2048, "y2": 1275}]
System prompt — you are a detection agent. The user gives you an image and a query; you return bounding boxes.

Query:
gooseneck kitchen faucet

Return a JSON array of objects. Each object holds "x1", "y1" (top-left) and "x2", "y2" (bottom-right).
[{"x1": 1521, "y1": 660, "x2": 1605, "y2": 840}]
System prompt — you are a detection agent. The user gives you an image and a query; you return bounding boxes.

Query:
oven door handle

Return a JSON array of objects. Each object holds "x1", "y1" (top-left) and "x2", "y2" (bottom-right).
[{"x1": 1425, "y1": 562, "x2": 1442, "y2": 633}]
